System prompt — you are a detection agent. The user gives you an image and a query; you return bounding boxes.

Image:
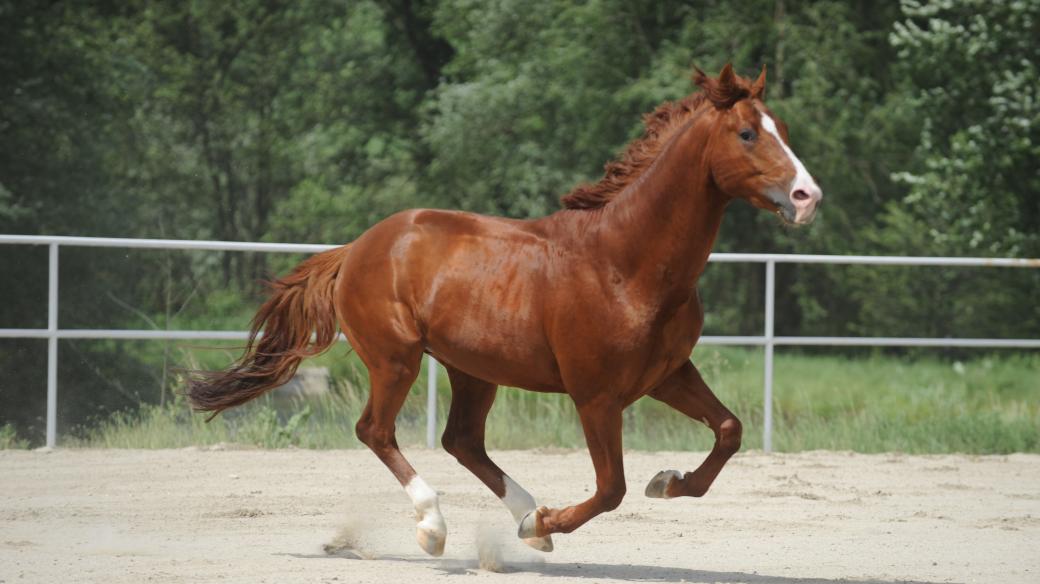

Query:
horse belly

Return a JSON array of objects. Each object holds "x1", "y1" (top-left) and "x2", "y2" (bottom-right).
[
  {"x1": 424, "y1": 313, "x2": 561, "y2": 391},
  {"x1": 420, "y1": 263, "x2": 561, "y2": 392}
]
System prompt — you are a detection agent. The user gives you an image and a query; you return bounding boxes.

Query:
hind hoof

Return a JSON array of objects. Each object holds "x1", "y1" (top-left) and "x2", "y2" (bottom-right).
[
  {"x1": 645, "y1": 470, "x2": 682, "y2": 499},
  {"x1": 416, "y1": 520, "x2": 446, "y2": 556},
  {"x1": 517, "y1": 507, "x2": 544, "y2": 539},
  {"x1": 523, "y1": 535, "x2": 553, "y2": 552}
]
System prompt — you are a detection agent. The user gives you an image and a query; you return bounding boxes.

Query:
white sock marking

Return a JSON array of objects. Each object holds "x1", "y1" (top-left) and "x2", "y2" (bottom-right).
[
  {"x1": 500, "y1": 475, "x2": 537, "y2": 523},
  {"x1": 405, "y1": 476, "x2": 445, "y2": 530}
]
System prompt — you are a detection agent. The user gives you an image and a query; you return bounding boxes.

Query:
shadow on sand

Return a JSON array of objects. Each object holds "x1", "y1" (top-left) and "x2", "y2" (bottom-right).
[{"x1": 283, "y1": 552, "x2": 957, "y2": 584}]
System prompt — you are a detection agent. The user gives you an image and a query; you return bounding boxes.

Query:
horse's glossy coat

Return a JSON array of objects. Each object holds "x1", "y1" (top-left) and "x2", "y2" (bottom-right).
[{"x1": 188, "y1": 65, "x2": 822, "y2": 554}]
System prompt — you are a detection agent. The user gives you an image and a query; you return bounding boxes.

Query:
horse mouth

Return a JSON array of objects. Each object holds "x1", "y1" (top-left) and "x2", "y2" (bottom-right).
[
  {"x1": 765, "y1": 194, "x2": 798, "y2": 225},
  {"x1": 766, "y1": 192, "x2": 816, "y2": 226}
]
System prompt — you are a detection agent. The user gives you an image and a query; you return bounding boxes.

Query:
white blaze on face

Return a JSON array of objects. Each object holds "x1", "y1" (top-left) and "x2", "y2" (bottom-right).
[
  {"x1": 759, "y1": 112, "x2": 817, "y2": 197},
  {"x1": 500, "y1": 474, "x2": 537, "y2": 523},
  {"x1": 759, "y1": 111, "x2": 822, "y2": 224}
]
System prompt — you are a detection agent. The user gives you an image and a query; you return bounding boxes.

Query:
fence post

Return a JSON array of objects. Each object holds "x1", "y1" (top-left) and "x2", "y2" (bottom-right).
[
  {"x1": 46, "y1": 243, "x2": 59, "y2": 448},
  {"x1": 426, "y1": 355, "x2": 438, "y2": 448},
  {"x1": 763, "y1": 260, "x2": 775, "y2": 453}
]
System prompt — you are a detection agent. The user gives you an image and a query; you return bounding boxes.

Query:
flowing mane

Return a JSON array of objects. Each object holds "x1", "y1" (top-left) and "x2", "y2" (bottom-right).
[{"x1": 561, "y1": 67, "x2": 756, "y2": 210}]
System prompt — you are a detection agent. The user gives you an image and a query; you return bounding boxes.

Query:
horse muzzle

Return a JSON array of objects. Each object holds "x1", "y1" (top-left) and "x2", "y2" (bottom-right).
[{"x1": 789, "y1": 183, "x2": 822, "y2": 224}]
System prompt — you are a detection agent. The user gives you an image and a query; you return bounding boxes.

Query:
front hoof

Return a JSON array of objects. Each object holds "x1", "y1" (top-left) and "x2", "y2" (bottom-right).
[
  {"x1": 517, "y1": 507, "x2": 545, "y2": 539},
  {"x1": 416, "y1": 519, "x2": 447, "y2": 556},
  {"x1": 522, "y1": 535, "x2": 554, "y2": 553},
  {"x1": 645, "y1": 470, "x2": 682, "y2": 499}
]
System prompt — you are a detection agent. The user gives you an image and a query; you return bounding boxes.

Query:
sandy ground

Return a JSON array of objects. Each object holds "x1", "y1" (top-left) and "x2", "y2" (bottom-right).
[{"x1": 1, "y1": 448, "x2": 1038, "y2": 584}]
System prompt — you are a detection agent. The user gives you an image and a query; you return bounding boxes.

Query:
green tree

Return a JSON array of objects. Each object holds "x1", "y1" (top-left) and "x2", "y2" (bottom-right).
[
  {"x1": 888, "y1": 0, "x2": 1039, "y2": 257},
  {"x1": 2, "y1": 0, "x2": 1038, "y2": 444},
  {"x1": 851, "y1": 0, "x2": 1040, "y2": 342}
]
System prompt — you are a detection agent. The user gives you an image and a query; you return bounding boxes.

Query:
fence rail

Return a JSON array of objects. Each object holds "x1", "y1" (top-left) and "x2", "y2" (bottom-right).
[{"x1": 1, "y1": 234, "x2": 1038, "y2": 450}]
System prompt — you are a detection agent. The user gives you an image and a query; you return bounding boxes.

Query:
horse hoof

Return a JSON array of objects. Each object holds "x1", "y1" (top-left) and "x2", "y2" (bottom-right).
[
  {"x1": 517, "y1": 508, "x2": 541, "y2": 539},
  {"x1": 645, "y1": 470, "x2": 682, "y2": 499},
  {"x1": 416, "y1": 520, "x2": 447, "y2": 557},
  {"x1": 523, "y1": 535, "x2": 554, "y2": 553}
]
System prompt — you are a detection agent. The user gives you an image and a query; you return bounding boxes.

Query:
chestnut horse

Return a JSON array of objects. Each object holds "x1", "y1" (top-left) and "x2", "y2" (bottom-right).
[{"x1": 188, "y1": 64, "x2": 822, "y2": 556}]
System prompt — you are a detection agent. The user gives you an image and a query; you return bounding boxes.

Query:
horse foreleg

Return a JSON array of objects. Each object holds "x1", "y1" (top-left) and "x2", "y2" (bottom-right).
[
  {"x1": 644, "y1": 360, "x2": 742, "y2": 498},
  {"x1": 441, "y1": 366, "x2": 553, "y2": 552},
  {"x1": 518, "y1": 401, "x2": 625, "y2": 538}
]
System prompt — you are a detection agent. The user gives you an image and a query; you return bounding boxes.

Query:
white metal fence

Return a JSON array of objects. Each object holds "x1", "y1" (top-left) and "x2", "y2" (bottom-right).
[{"x1": 2, "y1": 234, "x2": 1038, "y2": 450}]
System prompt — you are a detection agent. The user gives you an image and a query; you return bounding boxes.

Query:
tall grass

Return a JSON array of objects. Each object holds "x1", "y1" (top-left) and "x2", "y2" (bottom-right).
[{"x1": 25, "y1": 347, "x2": 1040, "y2": 453}]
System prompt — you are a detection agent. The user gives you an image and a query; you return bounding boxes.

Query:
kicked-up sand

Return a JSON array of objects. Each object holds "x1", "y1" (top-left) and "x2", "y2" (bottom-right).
[{"x1": 1, "y1": 447, "x2": 1037, "y2": 583}]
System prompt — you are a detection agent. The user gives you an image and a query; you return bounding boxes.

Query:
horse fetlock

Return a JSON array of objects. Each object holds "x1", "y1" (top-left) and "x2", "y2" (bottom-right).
[
  {"x1": 539, "y1": 507, "x2": 582, "y2": 534},
  {"x1": 501, "y1": 475, "x2": 538, "y2": 523},
  {"x1": 686, "y1": 478, "x2": 710, "y2": 497},
  {"x1": 406, "y1": 476, "x2": 446, "y2": 555},
  {"x1": 599, "y1": 485, "x2": 626, "y2": 511}
]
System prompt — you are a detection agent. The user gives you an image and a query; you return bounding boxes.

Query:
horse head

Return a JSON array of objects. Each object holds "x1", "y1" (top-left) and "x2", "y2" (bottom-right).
[{"x1": 696, "y1": 64, "x2": 822, "y2": 225}]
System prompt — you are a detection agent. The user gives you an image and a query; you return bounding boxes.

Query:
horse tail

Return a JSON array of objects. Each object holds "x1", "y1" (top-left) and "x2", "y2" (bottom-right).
[{"x1": 186, "y1": 244, "x2": 351, "y2": 418}]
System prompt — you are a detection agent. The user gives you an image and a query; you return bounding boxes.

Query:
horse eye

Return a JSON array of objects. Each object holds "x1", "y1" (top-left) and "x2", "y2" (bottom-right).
[{"x1": 739, "y1": 128, "x2": 756, "y2": 142}]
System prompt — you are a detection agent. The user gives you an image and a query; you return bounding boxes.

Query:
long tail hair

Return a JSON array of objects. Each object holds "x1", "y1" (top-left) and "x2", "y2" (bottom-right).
[{"x1": 186, "y1": 244, "x2": 350, "y2": 418}]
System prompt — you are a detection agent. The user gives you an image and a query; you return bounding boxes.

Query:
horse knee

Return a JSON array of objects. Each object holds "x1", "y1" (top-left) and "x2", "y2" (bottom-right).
[{"x1": 718, "y1": 417, "x2": 742, "y2": 454}]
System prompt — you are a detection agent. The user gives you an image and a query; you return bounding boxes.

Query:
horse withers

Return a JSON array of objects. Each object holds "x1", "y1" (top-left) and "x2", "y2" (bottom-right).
[{"x1": 188, "y1": 64, "x2": 822, "y2": 556}]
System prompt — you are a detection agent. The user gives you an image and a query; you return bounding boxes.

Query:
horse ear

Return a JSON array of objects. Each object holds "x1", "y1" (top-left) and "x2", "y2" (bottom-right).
[
  {"x1": 751, "y1": 65, "x2": 767, "y2": 99},
  {"x1": 692, "y1": 65, "x2": 708, "y2": 88},
  {"x1": 712, "y1": 63, "x2": 741, "y2": 109},
  {"x1": 693, "y1": 63, "x2": 748, "y2": 110},
  {"x1": 718, "y1": 63, "x2": 736, "y2": 87}
]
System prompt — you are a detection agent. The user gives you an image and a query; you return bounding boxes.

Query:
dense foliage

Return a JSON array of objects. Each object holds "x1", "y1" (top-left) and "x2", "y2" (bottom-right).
[{"x1": 1, "y1": 0, "x2": 1037, "y2": 442}]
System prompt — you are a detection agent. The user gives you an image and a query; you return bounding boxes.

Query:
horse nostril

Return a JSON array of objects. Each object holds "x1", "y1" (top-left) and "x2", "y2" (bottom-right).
[{"x1": 792, "y1": 189, "x2": 811, "y2": 202}]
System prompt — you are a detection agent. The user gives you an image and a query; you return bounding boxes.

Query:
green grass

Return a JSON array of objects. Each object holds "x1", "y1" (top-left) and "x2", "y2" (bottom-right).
[
  {"x1": 0, "y1": 423, "x2": 30, "y2": 449},
  {"x1": 8, "y1": 347, "x2": 1039, "y2": 453}
]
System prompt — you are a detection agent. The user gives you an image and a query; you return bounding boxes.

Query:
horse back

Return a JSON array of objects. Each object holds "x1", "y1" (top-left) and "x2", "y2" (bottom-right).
[{"x1": 338, "y1": 209, "x2": 566, "y2": 391}]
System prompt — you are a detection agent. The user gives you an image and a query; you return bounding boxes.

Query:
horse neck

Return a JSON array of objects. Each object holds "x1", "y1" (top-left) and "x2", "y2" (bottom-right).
[{"x1": 595, "y1": 118, "x2": 727, "y2": 295}]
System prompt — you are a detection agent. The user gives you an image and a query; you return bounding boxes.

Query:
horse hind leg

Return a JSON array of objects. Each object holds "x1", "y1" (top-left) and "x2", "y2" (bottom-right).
[
  {"x1": 354, "y1": 347, "x2": 447, "y2": 556},
  {"x1": 440, "y1": 366, "x2": 553, "y2": 552}
]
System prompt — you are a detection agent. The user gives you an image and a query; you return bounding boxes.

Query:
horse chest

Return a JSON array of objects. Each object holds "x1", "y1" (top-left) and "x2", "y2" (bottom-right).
[
  {"x1": 601, "y1": 288, "x2": 701, "y2": 347},
  {"x1": 556, "y1": 291, "x2": 702, "y2": 395}
]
